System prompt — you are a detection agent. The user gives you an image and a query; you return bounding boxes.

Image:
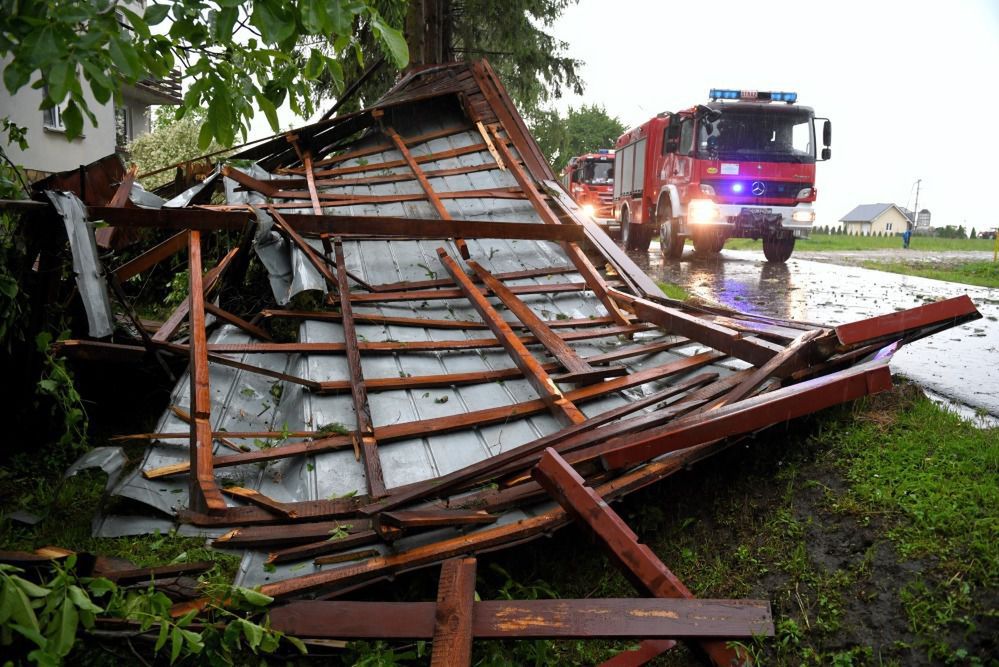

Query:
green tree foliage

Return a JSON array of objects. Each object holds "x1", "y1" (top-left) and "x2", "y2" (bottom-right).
[
  {"x1": 0, "y1": 1, "x2": 409, "y2": 148},
  {"x1": 530, "y1": 104, "x2": 626, "y2": 173},
  {"x1": 313, "y1": 0, "x2": 582, "y2": 117},
  {"x1": 128, "y1": 109, "x2": 225, "y2": 189}
]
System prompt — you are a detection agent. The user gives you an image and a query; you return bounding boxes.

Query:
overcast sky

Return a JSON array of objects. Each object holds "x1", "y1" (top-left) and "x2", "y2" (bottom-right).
[{"x1": 545, "y1": 0, "x2": 999, "y2": 231}]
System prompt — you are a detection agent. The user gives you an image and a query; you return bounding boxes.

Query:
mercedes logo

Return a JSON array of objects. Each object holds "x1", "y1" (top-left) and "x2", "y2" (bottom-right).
[{"x1": 751, "y1": 181, "x2": 766, "y2": 196}]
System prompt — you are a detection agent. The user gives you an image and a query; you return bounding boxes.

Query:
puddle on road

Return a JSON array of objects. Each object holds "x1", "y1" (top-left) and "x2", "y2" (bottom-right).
[{"x1": 631, "y1": 245, "x2": 999, "y2": 419}]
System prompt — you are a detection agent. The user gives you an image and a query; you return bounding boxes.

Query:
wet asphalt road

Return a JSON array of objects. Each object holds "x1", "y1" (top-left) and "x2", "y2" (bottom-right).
[{"x1": 628, "y1": 242, "x2": 999, "y2": 418}]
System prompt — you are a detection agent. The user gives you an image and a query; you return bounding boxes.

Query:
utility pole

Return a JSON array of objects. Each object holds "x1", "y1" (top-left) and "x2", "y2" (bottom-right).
[{"x1": 911, "y1": 179, "x2": 921, "y2": 231}]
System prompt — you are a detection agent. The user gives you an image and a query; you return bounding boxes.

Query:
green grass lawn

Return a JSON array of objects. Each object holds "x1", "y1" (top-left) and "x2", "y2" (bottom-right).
[
  {"x1": 860, "y1": 259, "x2": 999, "y2": 289},
  {"x1": 720, "y1": 234, "x2": 997, "y2": 253}
]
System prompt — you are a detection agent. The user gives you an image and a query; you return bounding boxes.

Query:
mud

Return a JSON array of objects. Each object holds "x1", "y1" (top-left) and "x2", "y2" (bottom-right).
[{"x1": 630, "y1": 243, "x2": 999, "y2": 418}]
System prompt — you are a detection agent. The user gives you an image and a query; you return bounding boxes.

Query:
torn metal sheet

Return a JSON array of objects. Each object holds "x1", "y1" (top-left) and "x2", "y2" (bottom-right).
[{"x1": 45, "y1": 191, "x2": 113, "y2": 337}]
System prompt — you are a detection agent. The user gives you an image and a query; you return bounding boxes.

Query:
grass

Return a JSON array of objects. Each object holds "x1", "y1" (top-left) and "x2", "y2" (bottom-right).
[
  {"x1": 860, "y1": 259, "x2": 999, "y2": 289},
  {"x1": 472, "y1": 382, "x2": 998, "y2": 666},
  {"x1": 721, "y1": 233, "x2": 997, "y2": 253},
  {"x1": 657, "y1": 279, "x2": 689, "y2": 301}
]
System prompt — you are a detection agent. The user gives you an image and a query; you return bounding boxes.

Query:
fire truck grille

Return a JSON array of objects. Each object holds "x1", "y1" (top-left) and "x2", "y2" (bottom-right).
[{"x1": 703, "y1": 180, "x2": 810, "y2": 199}]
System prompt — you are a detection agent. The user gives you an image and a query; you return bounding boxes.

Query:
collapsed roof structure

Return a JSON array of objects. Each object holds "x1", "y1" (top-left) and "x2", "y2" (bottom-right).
[{"x1": 27, "y1": 60, "x2": 979, "y2": 664}]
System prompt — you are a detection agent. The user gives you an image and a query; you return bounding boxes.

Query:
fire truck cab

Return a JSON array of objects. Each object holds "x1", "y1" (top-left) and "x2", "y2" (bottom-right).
[
  {"x1": 613, "y1": 89, "x2": 831, "y2": 262},
  {"x1": 561, "y1": 150, "x2": 615, "y2": 221}
]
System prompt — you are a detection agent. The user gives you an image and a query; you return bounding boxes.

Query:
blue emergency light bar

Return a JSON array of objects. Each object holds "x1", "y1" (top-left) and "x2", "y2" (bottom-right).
[{"x1": 709, "y1": 89, "x2": 797, "y2": 104}]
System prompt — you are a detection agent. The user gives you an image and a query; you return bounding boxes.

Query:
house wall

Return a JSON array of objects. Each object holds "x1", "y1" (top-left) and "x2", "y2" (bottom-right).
[
  {"x1": 0, "y1": 56, "x2": 117, "y2": 174},
  {"x1": 871, "y1": 208, "x2": 909, "y2": 235}
]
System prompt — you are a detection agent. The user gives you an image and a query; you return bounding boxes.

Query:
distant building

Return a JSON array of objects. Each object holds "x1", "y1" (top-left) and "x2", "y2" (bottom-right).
[
  {"x1": 839, "y1": 203, "x2": 914, "y2": 235},
  {"x1": 914, "y1": 209, "x2": 932, "y2": 235},
  {"x1": 0, "y1": 1, "x2": 181, "y2": 180}
]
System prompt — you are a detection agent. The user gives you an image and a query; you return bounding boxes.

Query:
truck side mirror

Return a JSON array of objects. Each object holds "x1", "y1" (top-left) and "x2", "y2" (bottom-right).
[
  {"x1": 821, "y1": 147, "x2": 831, "y2": 160},
  {"x1": 822, "y1": 120, "x2": 832, "y2": 147}
]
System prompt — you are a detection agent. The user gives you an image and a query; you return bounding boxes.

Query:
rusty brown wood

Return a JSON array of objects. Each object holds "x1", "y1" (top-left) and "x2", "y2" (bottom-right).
[
  {"x1": 486, "y1": 124, "x2": 630, "y2": 326},
  {"x1": 385, "y1": 124, "x2": 470, "y2": 259},
  {"x1": 221, "y1": 486, "x2": 298, "y2": 519},
  {"x1": 246, "y1": 162, "x2": 498, "y2": 192},
  {"x1": 111, "y1": 231, "x2": 188, "y2": 282},
  {"x1": 99, "y1": 561, "x2": 215, "y2": 585},
  {"x1": 314, "y1": 549, "x2": 381, "y2": 566},
  {"x1": 268, "y1": 530, "x2": 382, "y2": 565},
  {"x1": 335, "y1": 239, "x2": 386, "y2": 499},
  {"x1": 178, "y1": 496, "x2": 365, "y2": 527},
  {"x1": 186, "y1": 230, "x2": 226, "y2": 515},
  {"x1": 834, "y1": 294, "x2": 980, "y2": 348},
  {"x1": 437, "y1": 248, "x2": 586, "y2": 427},
  {"x1": 203, "y1": 302, "x2": 273, "y2": 341},
  {"x1": 569, "y1": 357, "x2": 895, "y2": 472},
  {"x1": 368, "y1": 264, "x2": 578, "y2": 292},
  {"x1": 532, "y1": 449, "x2": 755, "y2": 667},
  {"x1": 431, "y1": 558, "x2": 476, "y2": 667},
  {"x1": 152, "y1": 245, "x2": 240, "y2": 343},
  {"x1": 212, "y1": 520, "x2": 372, "y2": 549},
  {"x1": 610, "y1": 288, "x2": 784, "y2": 367},
  {"x1": 349, "y1": 280, "x2": 601, "y2": 304},
  {"x1": 268, "y1": 598, "x2": 772, "y2": 641},
  {"x1": 311, "y1": 142, "x2": 490, "y2": 178},
  {"x1": 262, "y1": 309, "x2": 610, "y2": 331},
  {"x1": 311, "y1": 125, "x2": 473, "y2": 168},
  {"x1": 236, "y1": 187, "x2": 528, "y2": 207},
  {"x1": 301, "y1": 150, "x2": 324, "y2": 215},
  {"x1": 204, "y1": 322, "x2": 654, "y2": 354},
  {"x1": 143, "y1": 352, "x2": 719, "y2": 480},
  {"x1": 107, "y1": 164, "x2": 137, "y2": 208},
  {"x1": 361, "y1": 368, "x2": 719, "y2": 517},
  {"x1": 467, "y1": 259, "x2": 625, "y2": 384},
  {"x1": 379, "y1": 510, "x2": 496, "y2": 530},
  {"x1": 159, "y1": 341, "x2": 322, "y2": 391}
]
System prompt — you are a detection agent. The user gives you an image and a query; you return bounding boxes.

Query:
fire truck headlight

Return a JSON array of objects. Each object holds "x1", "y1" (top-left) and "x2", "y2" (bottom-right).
[
  {"x1": 796, "y1": 187, "x2": 813, "y2": 199},
  {"x1": 699, "y1": 184, "x2": 716, "y2": 196},
  {"x1": 688, "y1": 199, "x2": 720, "y2": 224},
  {"x1": 582, "y1": 204, "x2": 596, "y2": 217},
  {"x1": 792, "y1": 209, "x2": 816, "y2": 224}
]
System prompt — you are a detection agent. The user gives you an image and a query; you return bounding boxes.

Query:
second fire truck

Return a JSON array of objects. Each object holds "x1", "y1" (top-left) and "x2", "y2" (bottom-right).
[
  {"x1": 561, "y1": 149, "x2": 615, "y2": 221},
  {"x1": 612, "y1": 89, "x2": 831, "y2": 262}
]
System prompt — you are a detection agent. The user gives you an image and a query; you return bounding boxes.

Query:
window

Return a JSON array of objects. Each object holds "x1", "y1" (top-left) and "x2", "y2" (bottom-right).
[
  {"x1": 679, "y1": 119, "x2": 694, "y2": 156},
  {"x1": 42, "y1": 87, "x2": 65, "y2": 131},
  {"x1": 886, "y1": 222, "x2": 893, "y2": 231}
]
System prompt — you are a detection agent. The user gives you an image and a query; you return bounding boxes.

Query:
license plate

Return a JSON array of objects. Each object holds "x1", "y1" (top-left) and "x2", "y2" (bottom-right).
[{"x1": 741, "y1": 207, "x2": 773, "y2": 215}]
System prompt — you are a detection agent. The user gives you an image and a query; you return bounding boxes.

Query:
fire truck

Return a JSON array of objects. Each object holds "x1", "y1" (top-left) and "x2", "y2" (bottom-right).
[
  {"x1": 612, "y1": 89, "x2": 831, "y2": 262},
  {"x1": 561, "y1": 149, "x2": 615, "y2": 221}
]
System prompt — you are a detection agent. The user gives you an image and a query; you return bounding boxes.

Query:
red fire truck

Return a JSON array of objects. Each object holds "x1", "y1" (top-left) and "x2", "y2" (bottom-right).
[
  {"x1": 561, "y1": 150, "x2": 615, "y2": 221},
  {"x1": 613, "y1": 89, "x2": 831, "y2": 262}
]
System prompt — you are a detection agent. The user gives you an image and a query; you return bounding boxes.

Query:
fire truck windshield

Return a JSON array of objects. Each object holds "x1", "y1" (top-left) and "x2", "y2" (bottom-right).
[
  {"x1": 697, "y1": 108, "x2": 815, "y2": 164},
  {"x1": 580, "y1": 160, "x2": 614, "y2": 185}
]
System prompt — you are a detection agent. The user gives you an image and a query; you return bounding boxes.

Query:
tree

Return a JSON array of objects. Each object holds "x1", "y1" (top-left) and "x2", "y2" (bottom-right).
[
  {"x1": 312, "y1": 0, "x2": 583, "y2": 118},
  {"x1": 0, "y1": 1, "x2": 409, "y2": 148},
  {"x1": 530, "y1": 104, "x2": 626, "y2": 173},
  {"x1": 970, "y1": 227, "x2": 977, "y2": 239},
  {"x1": 128, "y1": 110, "x2": 225, "y2": 190}
]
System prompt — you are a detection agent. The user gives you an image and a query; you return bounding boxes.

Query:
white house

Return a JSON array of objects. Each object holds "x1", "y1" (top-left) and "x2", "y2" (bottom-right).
[{"x1": 839, "y1": 203, "x2": 914, "y2": 236}]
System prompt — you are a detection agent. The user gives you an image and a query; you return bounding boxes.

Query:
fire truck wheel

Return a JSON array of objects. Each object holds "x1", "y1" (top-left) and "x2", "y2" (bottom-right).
[
  {"x1": 657, "y1": 201, "x2": 683, "y2": 259},
  {"x1": 621, "y1": 211, "x2": 652, "y2": 252},
  {"x1": 762, "y1": 233, "x2": 795, "y2": 263},
  {"x1": 692, "y1": 229, "x2": 725, "y2": 255}
]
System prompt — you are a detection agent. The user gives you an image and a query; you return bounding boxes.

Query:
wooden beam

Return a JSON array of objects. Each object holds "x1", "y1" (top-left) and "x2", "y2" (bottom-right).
[
  {"x1": 203, "y1": 302, "x2": 272, "y2": 341},
  {"x1": 467, "y1": 259, "x2": 625, "y2": 384},
  {"x1": 186, "y1": 230, "x2": 226, "y2": 515},
  {"x1": 532, "y1": 449, "x2": 757, "y2": 667},
  {"x1": 152, "y1": 245, "x2": 240, "y2": 343},
  {"x1": 431, "y1": 558, "x2": 476, "y2": 667},
  {"x1": 437, "y1": 248, "x2": 585, "y2": 427},
  {"x1": 385, "y1": 125, "x2": 469, "y2": 259},
  {"x1": 111, "y1": 231, "x2": 188, "y2": 282},
  {"x1": 486, "y1": 125, "x2": 630, "y2": 326},
  {"x1": 108, "y1": 164, "x2": 137, "y2": 208},
  {"x1": 267, "y1": 598, "x2": 773, "y2": 641},
  {"x1": 334, "y1": 239, "x2": 385, "y2": 498},
  {"x1": 221, "y1": 486, "x2": 298, "y2": 519}
]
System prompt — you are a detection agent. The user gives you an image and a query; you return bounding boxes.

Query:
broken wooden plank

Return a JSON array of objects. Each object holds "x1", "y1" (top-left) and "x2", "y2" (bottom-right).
[
  {"x1": 437, "y1": 247, "x2": 586, "y2": 428},
  {"x1": 379, "y1": 510, "x2": 497, "y2": 530},
  {"x1": 532, "y1": 449, "x2": 759, "y2": 667},
  {"x1": 111, "y1": 231, "x2": 188, "y2": 282},
  {"x1": 267, "y1": 598, "x2": 773, "y2": 640},
  {"x1": 221, "y1": 487, "x2": 298, "y2": 519},
  {"x1": 431, "y1": 558, "x2": 476, "y2": 666},
  {"x1": 186, "y1": 230, "x2": 226, "y2": 515},
  {"x1": 467, "y1": 259, "x2": 625, "y2": 384},
  {"x1": 334, "y1": 239, "x2": 386, "y2": 499}
]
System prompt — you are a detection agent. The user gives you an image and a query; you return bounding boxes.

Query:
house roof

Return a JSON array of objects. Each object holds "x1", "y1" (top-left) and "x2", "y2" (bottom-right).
[{"x1": 840, "y1": 203, "x2": 913, "y2": 223}]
